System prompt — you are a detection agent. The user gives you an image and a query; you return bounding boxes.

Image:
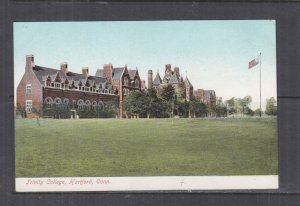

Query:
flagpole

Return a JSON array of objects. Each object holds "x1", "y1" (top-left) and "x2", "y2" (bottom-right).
[{"x1": 259, "y1": 52, "x2": 262, "y2": 117}]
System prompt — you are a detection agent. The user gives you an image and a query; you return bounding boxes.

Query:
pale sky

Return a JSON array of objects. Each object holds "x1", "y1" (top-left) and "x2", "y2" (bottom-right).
[{"x1": 14, "y1": 20, "x2": 277, "y2": 109}]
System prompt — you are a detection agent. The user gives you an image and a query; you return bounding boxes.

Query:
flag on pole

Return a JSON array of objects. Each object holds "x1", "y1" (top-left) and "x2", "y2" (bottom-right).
[{"x1": 248, "y1": 57, "x2": 259, "y2": 69}]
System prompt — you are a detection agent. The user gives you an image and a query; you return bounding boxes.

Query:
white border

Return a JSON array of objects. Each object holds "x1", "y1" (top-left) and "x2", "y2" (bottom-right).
[{"x1": 16, "y1": 175, "x2": 278, "y2": 192}]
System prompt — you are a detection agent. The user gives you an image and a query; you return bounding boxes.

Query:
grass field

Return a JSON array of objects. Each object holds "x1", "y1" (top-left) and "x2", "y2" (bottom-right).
[{"x1": 15, "y1": 117, "x2": 278, "y2": 177}]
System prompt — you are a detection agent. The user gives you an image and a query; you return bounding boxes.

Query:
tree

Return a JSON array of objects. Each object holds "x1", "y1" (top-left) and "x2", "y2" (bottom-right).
[
  {"x1": 145, "y1": 88, "x2": 165, "y2": 118},
  {"x1": 254, "y1": 108, "x2": 262, "y2": 116},
  {"x1": 265, "y1": 97, "x2": 277, "y2": 115},
  {"x1": 238, "y1": 96, "x2": 252, "y2": 115},
  {"x1": 178, "y1": 100, "x2": 190, "y2": 117},
  {"x1": 124, "y1": 90, "x2": 148, "y2": 118},
  {"x1": 214, "y1": 103, "x2": 228, "y2": 117},
  {"x1": 160, "y1": 84, "x2": 176, "y2": 117},
  {"x1": 189, "y1": 97, "x2": 199, "y2": 118},
  {"x1": 225, "y1": 97, "x2": 237, "y2": 115}
]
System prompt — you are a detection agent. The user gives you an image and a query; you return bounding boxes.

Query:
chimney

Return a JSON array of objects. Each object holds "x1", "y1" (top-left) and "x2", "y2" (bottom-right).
[
  {"x1": 148, "y1": 70, "x2": 153, "y2": 89},
  {"x1": 26, "y1": 54, "x2": 34, "y2": 71},
  {"x1": 174, "y1": 66, "x2": 180, "y2": 77},
  {"x1": 82, "y1": 67, "x2": 89, "y2": 78},
  {"x1": 60, "y1": 62, "x2": 68, "y2": 74},
  {"x1": 103, "y1": 63, "x2": 113, "y2": 80},
  {"x1": 165, "y1": 64, "x2": 172, "y2": 75}
]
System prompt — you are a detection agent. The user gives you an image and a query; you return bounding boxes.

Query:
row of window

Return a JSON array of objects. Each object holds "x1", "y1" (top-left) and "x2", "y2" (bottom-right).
[
  {"x1": 26, "y1": 82, "x2": 137, "y2": 95},
  {"x1": 44, "y1": 82, "x2": 116, "y2": 95},
  {"x1": 25, "y1": 98, "x2": 116, "y2": 113},
  {"x1": 44, "y1": 97, "x2": 117, "y2": 111}
]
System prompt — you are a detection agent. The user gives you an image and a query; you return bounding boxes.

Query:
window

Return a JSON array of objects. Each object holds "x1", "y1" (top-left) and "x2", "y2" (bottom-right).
[
  {"x1": 85, "y1": 100, "x2": 91, "y2": 110},
  {"x1": 98, "y1": 101, "x2": 104, "y2": 110},
  {"x1": 25, "y1": 100, "x2": 32, "y2": 113},
  {"x1": 63, "y1": 98, "x2": 69, "y2": 105},
  {"x1": 124, "y1": 77, "x2": 129, "y2": 86},
  {"x1": 54, "y1": 83, "x2": 61, "y2": 88},
  {"x1": 44, "y1": 97, "x2": 53, "y2": 109},
  {"x1": 135, "y1": 79, "x2": 139, "y2": 88},
  {"x1": 92, "y1": 101, "x2": 97, "y2": 110},
  {"x1": 77, "y1": 99, "x2": 85, "y2": 110},
  {"x1": 26, "y1": 84, "x2": 32, "y2": 94},
  {"x1": 54, "y1": 97, "x2": 62, "y2": 105},
  {"x1": 123, "y1": 88, "x2": 129, "y2": 95}
]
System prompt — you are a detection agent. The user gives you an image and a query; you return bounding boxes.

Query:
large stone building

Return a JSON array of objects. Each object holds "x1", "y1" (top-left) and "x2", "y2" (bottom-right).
[
  {"x1": 16, "y1": 55, "x2": 143, "y2": 118},
  {"x1": 147, "y1": 64, "x2": 193, "y2": 101},
  {"x1": 17, "y1": 55, "x2": 219, "y2": 118}
]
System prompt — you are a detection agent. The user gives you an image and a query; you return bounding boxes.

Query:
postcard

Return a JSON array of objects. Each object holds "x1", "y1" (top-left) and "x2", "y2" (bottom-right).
[{"x1": 14, "y1": 20, "x2": 277, "y2": 192}]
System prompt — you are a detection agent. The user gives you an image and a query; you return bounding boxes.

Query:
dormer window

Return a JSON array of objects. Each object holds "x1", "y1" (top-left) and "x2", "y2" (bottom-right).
[{"x1": 26, "y1": 84, "x2": 32, "y2": 94}]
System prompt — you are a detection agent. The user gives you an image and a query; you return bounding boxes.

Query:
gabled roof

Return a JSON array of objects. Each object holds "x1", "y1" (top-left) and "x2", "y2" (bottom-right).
[
  {"x1": 169, "y1": 73, "x2": 179, "y2": 84},
  {"x1": 32, "y1": 65, "x2": 106, "y2": 86},
  {"x1": 88, "y1": 76, "x2": 106, "y2": 84},
  {"x1": 112, "y1": 67, "x2": 125, "y2": 80},
  {"x1": 128, "y1": 69, "x2": 137, "y2": 79},
  {"x1": 184, "y1": 77, "x2": 193, "y2": 88},
  {"x1": 153, "y1": 73, "x2": 162, "y2": 85},
  {"x1": 33, "y1": 66, "x2": 67, "y2": 84}
]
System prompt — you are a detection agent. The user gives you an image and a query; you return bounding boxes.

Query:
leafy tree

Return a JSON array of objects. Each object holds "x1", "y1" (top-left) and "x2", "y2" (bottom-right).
[
  {"x1": 225, "y1": 97, "x2": 237, "y2": 115},
  {"x1": 265, "y1": 97, "x2": 277, "y2": 115},
  {"x1": 189, "y1": 97, "x2": 200, "y2": 118},
  {"x1": 177, "y1": 100, "x2": 190, "y2": 117},
  {"x1": 124, "y1": 90, "x2": 148, "y2": 117},
  {"x1": 225, "y1": 96, "x2": 253, "y2": 116},
  {"x1": 244, "y1": 107, "x2": 254, "y2": 116},
  {"x1": 238, "y1": 96, "x2": 252, "y2": 115},
  {"x1": 254, "y1": 108, "x2": 262, "y2": 116},
  {"x1": 214, "y1": 103, "x2": 228, "y2": 117},
  {"x1": 160, "y1": 84, "x2": 176, "y2": 117},
  {"x1": 146, "y1": 88, "x2": 165, "y2": 118}
]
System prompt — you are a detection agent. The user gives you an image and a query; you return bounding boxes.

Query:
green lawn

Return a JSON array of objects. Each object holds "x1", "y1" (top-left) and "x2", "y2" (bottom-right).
[{"x1": 15, "y1": 117, "x2": 278, "y2": 177}]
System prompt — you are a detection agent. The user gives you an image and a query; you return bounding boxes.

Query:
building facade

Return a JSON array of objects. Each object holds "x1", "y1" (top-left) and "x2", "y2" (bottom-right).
[
  {"x1": 17, "y1": 55, "x2": 219, "y2": 118},
  {"x1": 147, "y1": 64, "x2": 193, "y2": 102},
  {"x1": 17, "y1": 55, "x2": 143, "y2": 118},
  {"x1": 194, "y1": 89, "x2": 218, "y2": 105}
]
